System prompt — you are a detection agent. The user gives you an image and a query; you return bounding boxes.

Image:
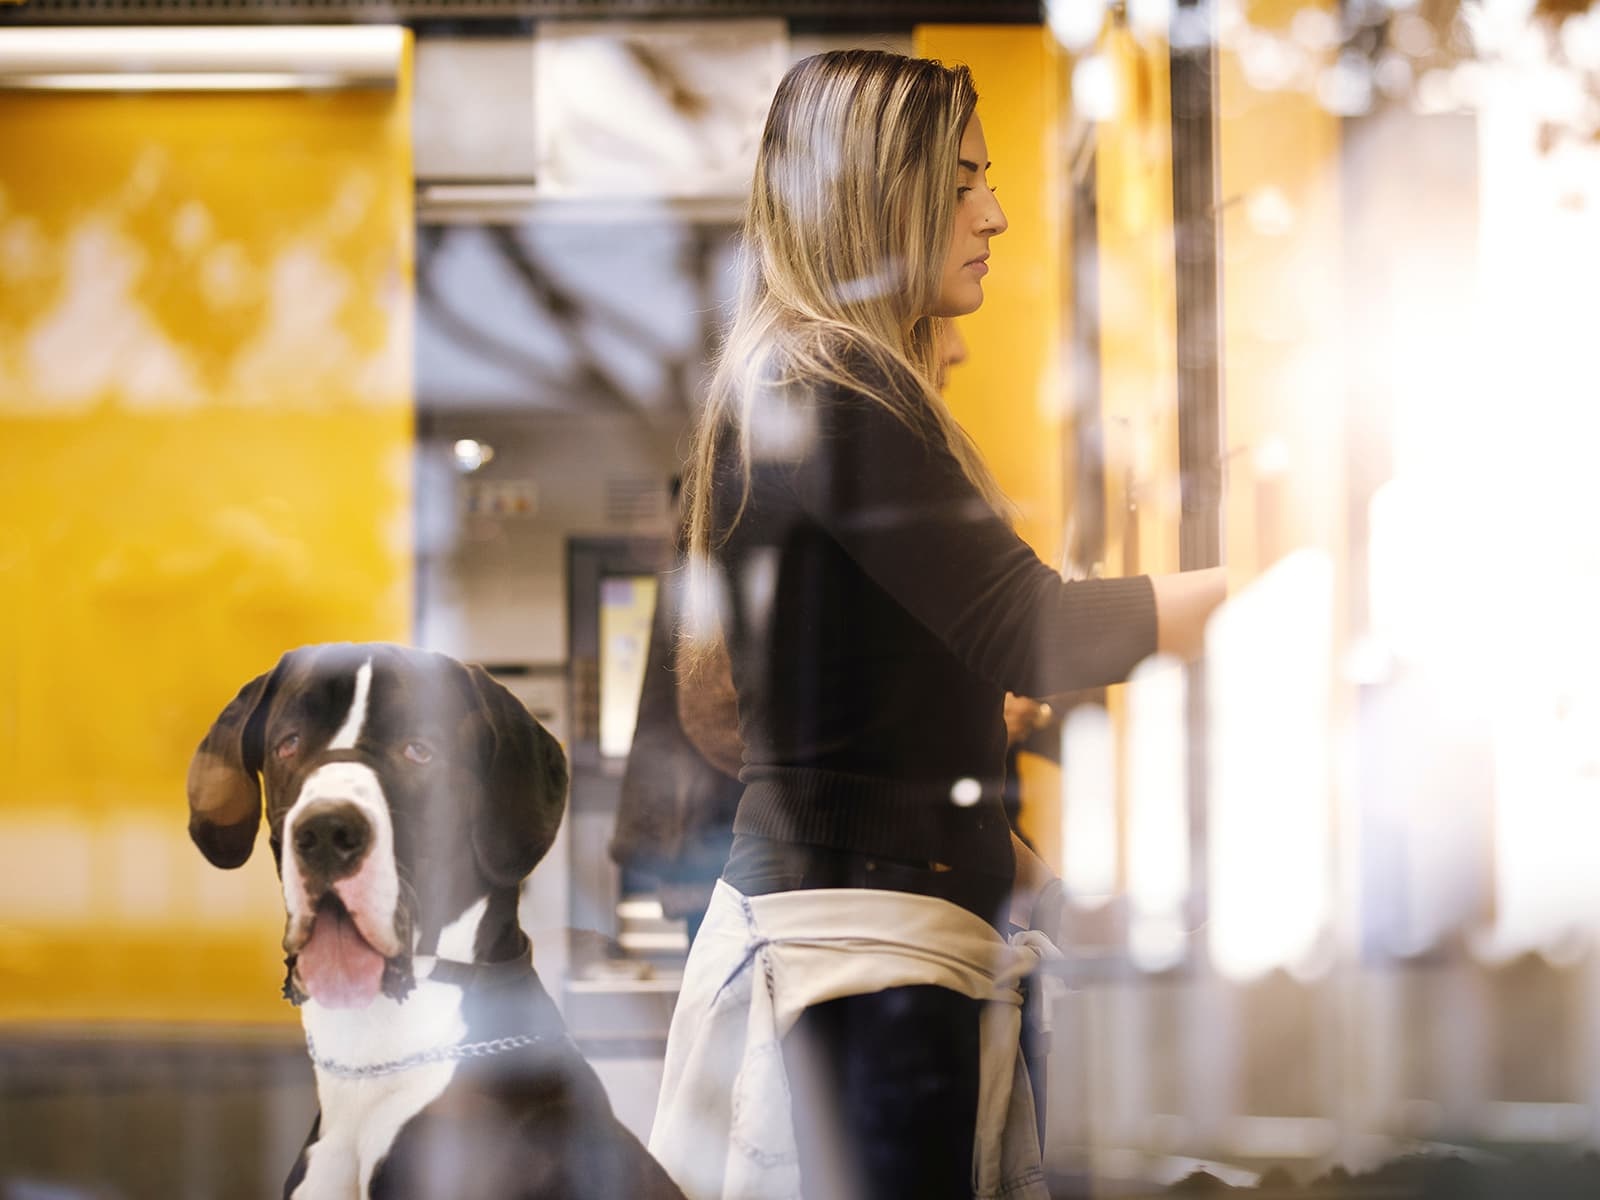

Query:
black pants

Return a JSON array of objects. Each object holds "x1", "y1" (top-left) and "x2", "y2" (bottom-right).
[{"x1": 782, "y1": 983, "x2": 983, "y2": 1200}]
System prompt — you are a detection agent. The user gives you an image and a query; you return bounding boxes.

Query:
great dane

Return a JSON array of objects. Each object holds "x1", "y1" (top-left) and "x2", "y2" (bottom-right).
[{"x1": 187, "y1": 642, "x2": 686, "y2": 1200}]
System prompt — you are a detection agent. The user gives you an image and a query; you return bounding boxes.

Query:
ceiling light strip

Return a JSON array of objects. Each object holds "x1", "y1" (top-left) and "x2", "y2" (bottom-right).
[{"x1": 0, "y1": 26, "x2": 405, "y2": 91}]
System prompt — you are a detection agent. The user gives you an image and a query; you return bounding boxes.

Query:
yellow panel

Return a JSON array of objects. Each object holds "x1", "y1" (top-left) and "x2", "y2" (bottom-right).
[
  {"x1": 0, "y1": 54, "x2": 414, "y2": 1025},
  {"x1": 1217, "y1": 0, "x2": 1345, "y2": 586},
  {"x1": 914, "y1": 25, "x2": 1068, "y2": 865},
  {"x1": 1095, "y1": 24, "x2": 1181, "y2": 582}
]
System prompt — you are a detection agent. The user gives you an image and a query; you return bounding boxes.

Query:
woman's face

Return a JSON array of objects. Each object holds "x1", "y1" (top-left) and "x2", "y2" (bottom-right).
[{"x1": 930, "y1": 115, "x2": 1007, "y2": 319}]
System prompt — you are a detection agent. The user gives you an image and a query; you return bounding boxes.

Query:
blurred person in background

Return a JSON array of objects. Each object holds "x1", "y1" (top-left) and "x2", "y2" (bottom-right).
[
  {"x1": 649, "y1": 49, "x2": 1225, "y2": 1200},
  {"x1": 610, "y1": 478, "x2": 745, "y2": 945}
]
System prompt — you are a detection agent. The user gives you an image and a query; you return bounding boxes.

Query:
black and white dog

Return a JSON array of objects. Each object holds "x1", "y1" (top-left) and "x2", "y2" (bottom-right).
[{"x1": 187, "y1": 642, "x2": 686, "y2": 1200}]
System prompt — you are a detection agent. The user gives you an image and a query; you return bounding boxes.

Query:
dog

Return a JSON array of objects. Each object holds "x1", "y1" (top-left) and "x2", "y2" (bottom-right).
[{"x1": 187, "y1": 642, "x2": 687, "y2": 1200}]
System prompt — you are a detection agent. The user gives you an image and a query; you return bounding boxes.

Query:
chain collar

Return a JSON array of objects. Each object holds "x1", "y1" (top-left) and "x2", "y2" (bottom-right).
[{"x1": 306, "y1": 1032, "x2": 551, "y2": 1080}]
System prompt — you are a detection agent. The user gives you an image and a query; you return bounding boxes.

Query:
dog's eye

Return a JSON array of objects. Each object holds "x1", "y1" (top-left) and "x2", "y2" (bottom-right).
[
  {"x1": 403, "y1": 740, "x2": 434, "y2": 765},
  {"x1": 275, "y1": 733, "x2": 300, "y2": 760}
]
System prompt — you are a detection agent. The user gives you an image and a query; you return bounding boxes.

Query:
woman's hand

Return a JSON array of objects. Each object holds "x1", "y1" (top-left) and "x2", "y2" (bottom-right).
[
  {"x1": 1003, "y1": 694, "x2": 1053, "y2": 748},
  {"x1": 1150, "y1": 566, "x2": 1228, "y2": 661}
]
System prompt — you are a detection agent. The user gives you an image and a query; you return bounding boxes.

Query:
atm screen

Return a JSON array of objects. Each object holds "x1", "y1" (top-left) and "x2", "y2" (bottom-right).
[{"x1": 597, "y1": 573, "x2": 659, "y2": 760}]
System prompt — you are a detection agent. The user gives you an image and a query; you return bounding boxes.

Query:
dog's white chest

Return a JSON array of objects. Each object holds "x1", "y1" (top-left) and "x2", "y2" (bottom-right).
[
  {"x1": 291, "y1": 1063, "x2": 458, "y2": 1199},
  {"x1": 291, "y1": 977, "x2": 468, "y2": 1198}
]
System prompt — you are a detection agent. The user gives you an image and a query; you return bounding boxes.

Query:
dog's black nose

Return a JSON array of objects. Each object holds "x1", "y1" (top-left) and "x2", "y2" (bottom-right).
[{"x1": 292, "y1": 803, "x2": 372, "y2": 878}]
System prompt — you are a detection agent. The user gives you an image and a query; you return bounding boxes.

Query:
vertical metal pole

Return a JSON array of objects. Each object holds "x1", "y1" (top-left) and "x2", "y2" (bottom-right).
[
  {"x1": 1170, "y1": 0, "x2": 1225, "y2": 932},
  {"x1": 1067, "y1": 151, "x2": 1107, "y2": 576},
  {"x1": 1171, "y1": 0, "x2": 1229, "y2": 1149},
  {"x1": 1171, "y1": 2, "x2": 1225, "y2": 575}
]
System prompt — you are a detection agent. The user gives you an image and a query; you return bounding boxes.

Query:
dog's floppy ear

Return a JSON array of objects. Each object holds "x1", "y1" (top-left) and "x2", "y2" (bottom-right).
[
  {"x1": 465, "y1": 663, "x2": 568, "y2": 888},
  {"x1": 186, "y1": 656, "x2": 287, "y2": 868}
]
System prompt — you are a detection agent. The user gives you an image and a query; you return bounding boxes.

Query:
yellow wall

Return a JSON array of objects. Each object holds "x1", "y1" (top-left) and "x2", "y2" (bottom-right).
[
  {"x1": 915, "y1": 25, "x2": 1069, "y2": 863},
  {"x1": 0, "y1": 62, "x2": 415, "y2": 1025},
  {"x1": 1217, "y1": 0, "x2": 1345, "y2": 584},
  {"x1": 1095, "y1": 24, "x2": 1181, "y2": 583}
]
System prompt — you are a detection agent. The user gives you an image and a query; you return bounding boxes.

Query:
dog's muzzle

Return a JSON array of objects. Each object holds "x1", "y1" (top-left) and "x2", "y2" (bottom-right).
[{"x1": 280, "y1": 764, "x2": 410, "y2": 1009}]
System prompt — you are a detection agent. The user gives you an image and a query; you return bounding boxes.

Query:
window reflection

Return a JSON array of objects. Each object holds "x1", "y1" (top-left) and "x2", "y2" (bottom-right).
[{"x1": 2, "y1": 6, "x2": 1600, "y2": 1197}]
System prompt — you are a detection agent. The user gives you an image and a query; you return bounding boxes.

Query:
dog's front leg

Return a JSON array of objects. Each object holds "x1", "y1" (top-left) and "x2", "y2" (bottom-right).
[{"x1": 284, "y1": 1110, "x2": 362, "y2": 1200}]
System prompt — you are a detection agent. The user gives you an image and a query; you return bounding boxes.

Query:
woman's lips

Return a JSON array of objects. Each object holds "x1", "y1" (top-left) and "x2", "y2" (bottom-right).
[{"x1": 965, "y1": 259, "x2": 989, "y2": 277}]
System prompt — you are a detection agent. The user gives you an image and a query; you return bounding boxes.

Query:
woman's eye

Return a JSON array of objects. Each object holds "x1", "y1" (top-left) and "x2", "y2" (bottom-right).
[
  {"x1": 275, "y1": 733, "x2": 300, "y2": 760},
  {"x1": 957, "y1": 186, "x2": 972, "y2": 198},
  {"x1": 403, "y1": 740, "x2": 434, "y2": 765}
]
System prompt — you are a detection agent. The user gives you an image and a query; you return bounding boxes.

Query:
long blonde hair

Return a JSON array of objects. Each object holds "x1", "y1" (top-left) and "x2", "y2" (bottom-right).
[{"x1": 681, "y1": 50, "x2": 1009, "y2": 590}]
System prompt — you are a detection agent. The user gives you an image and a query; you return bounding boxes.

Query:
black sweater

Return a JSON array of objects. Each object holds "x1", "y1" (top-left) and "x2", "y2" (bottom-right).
[{"x1": 712, "y1": 362, "x2": 1158, "y2": 883}]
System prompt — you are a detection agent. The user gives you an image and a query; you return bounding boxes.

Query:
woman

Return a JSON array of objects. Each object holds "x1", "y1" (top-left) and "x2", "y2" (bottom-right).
[{"x1": 649, "y1": 50, "x2": 1225, "y2": 1200}]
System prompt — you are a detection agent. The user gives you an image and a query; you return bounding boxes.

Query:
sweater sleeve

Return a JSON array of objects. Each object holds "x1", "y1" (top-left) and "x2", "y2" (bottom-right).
[{"x1": 777, "y1": 375, "x2": 1158, "y2": 697}]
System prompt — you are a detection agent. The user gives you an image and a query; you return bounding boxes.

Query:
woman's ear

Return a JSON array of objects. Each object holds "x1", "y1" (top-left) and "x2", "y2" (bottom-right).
[{"x1": 186, "y1": 655, "x2": 288, "y2": 868}]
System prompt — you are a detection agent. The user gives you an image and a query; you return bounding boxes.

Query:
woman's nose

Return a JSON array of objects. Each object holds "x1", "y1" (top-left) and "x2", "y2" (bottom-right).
[{"x1": 981, "y1": 192, "x2": 1008, "y2": 236}]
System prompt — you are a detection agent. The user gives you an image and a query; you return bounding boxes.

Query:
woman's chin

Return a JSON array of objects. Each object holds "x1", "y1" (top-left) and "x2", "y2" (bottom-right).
[{"x1": 931, "y1": 288, "x2": 984, "y2": 319}]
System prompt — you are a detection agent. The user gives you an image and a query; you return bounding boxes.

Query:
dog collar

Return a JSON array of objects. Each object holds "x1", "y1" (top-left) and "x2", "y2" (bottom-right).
[
  {"x1": 305, "y1": 1031, "x2": 558, "y2": 1080},
  {"x1": 424, "y1": 951, "x2": 537, "y2": 989}
]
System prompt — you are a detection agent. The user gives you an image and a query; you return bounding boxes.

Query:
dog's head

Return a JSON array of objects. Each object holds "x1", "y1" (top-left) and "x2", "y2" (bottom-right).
[{"x1": 186, "y1": 643, "x2": 567, "y2": 1010}]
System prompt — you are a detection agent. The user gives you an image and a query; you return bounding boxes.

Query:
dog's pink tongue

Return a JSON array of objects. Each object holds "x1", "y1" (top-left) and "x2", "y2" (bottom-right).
[{"x1": 297, "y1": 904, "x2": 385, "y2": 1009}]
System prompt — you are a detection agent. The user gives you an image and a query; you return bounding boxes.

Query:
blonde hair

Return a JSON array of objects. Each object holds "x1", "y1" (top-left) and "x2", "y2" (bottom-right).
[{"x1": 681, "y1": 49, "x2": 1009, "y2": 603}]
